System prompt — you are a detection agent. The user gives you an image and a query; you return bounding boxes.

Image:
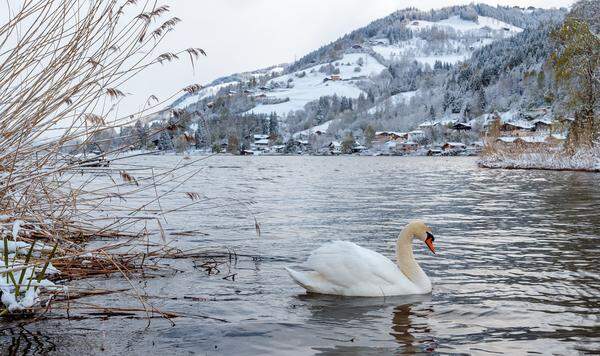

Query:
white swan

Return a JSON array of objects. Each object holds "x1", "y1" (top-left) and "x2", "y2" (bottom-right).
[{"x1": 286, "y1": 220, "x2": 436, "y2": 297}]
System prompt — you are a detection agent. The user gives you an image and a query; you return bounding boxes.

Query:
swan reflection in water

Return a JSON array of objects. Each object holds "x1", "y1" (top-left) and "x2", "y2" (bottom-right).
[{"x1": 296, "y1": 293, "x2": 436, "y2": 355}]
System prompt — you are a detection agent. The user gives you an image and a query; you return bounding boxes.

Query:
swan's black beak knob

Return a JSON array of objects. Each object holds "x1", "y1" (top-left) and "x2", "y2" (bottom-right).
[{"x1": 425, "y1": 232, "x2": 436, "y2": 254}]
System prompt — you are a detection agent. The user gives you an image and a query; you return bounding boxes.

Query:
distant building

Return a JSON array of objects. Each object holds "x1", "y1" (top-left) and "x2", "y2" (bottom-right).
[
  {"x1": 500, "y1": 121, "x2": 533, "y2": 133},
  {"x1": 442, "y1": 142, "x2": 467, "y2": 151},
  {"x1": 352, "y1": 143, "x2": 367, "y2": 153},
  {"x1": 374, "y1": 131, "x2": 408, "y2": 143},
  {"x1": 251, "y1": 134, "x2": 270, "y2": 152},
  {"x1": 397, "y1": 142, "x2": 419, "y2": 153},
  {"x1": 452, "y1": 122, "x2": 472, "y2": 131},
  {"x1": 327, "y1": 141, "x2": 342, "y2": 155},
  {"x1": 408, "y1": 130, "x2": 425, "y2": 142}
]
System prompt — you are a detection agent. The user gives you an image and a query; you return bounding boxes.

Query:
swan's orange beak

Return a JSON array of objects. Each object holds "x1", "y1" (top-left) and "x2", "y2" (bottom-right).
[{"x1": 425, "y1": 232, "x2": 436, "y2": 254}]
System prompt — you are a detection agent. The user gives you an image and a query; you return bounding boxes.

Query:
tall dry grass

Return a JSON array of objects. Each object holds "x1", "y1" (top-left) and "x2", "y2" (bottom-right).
[{"x1": 0, "y1": 0, "x2": 207, "y2": 317}]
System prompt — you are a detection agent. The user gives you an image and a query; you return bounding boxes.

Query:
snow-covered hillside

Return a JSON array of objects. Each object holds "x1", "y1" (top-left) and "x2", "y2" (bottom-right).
[
  {"x1": 292, "y1": 119, "x2": 338, "y2": 138},
  {"x1": 174, "y1": 81, "x2": 238, "y2": 109},
  {"x1": 372, "y1": 16, "x2": 521, "y2": 66},
  {"x1": 406, "y1": 15, "x2": 522, "y2": 33},
  {"x1": 169, "y1": 11, "x2": 527, "y2": 121},
  {"x1": 159, "y1": 3, "x2": 565, "y2": 145},
  {"x1": 368, "y1": 90, "x2": 418, "y2": 114},
  {"x1": 245, "y1": 53, "x2": 386, "y2": 116}
]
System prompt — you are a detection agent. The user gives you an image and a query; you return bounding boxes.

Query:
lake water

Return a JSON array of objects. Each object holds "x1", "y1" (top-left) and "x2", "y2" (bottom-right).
[{"x1": 2, "y1": 156, "x2": 599, "y2": 355}]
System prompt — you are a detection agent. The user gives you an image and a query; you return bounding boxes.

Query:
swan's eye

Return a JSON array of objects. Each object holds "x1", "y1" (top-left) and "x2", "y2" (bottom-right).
[{"x1": 426, "y1": 231, "x2": 435, "y2": 241}]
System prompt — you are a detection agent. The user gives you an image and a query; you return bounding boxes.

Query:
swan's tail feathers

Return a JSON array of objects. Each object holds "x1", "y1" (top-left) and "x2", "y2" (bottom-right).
[{"x1": 285, "y1": 267, "x2": 320, "y2": 292}]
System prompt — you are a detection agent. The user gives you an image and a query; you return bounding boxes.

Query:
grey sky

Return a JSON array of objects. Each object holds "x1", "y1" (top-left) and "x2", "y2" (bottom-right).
[{"x1": 118, "y1": 0, "x2": 575, "y2": 114}]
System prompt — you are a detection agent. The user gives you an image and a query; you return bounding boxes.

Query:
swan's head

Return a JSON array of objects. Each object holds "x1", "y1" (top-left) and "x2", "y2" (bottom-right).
[{"x1": 408, "y1": 220, "x2": 436, "y2": 254}]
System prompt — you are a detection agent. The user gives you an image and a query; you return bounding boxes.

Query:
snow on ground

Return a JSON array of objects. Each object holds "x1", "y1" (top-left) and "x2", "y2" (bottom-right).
[
  {"x1": 407, "y1": 15, "x2": 522, "y2": 34},
  {"x1": 373, "y1": 38, "x2": 472, "y2": 65},
  {"x1": 174, "y1": 81, "x2": 238, "y2": 109},
  {"x1": 373, "y1": 16, "x2": 521, "y2": 66},
  {"x1": 368, "y1": 90, "x2": 418, "y2": 114},
  {"x1": 479, "y1": 149, "x2": 600, "y2": 172},
  {"x1": 293, "y1": 119, "x2": 338, "y2": 138},
  {"x1": 414, "y1": 53, "x2": 470, "y2": 66},
  {"x1": 0, "y1": 238, "x2": 62, "y2": 313},
  {"x1": 246, "y1": 53, "x2": 386, "y2": 117}
]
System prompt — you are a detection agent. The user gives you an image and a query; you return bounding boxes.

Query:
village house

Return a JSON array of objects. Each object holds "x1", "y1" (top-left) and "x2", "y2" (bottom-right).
[
  {"x1": 495, "y1": 134, "x2": 566, "y2": 148},
  {"x1": 352, "y1": 142, "x2": 367, "y2": 153},
  {"x1": 295, "y1": 139, "x2": 310, "y2": 153},
  {"x1": 374, "y1": 131, "x2": 408, "y2": 143},
  {"x1": 369, "y1": 37, "x2": 389, "y2": 46},
  {"x1": 271, "y1": 145, "x2": 285, "y2": 154},
  {"x1": 466, "y1": 142, "x2": 484, "y2": 155},
  {"x1": 452, "y1": 122, "x2": 472, "y2": 131},
  {"x1": 442, "y1": 142, "x2": 467, "y2": 152},
  {"x1": 382, "y1": 141, "x2": 397, "y2": 154},
  {"x1": 500, "y1": 121, "x2": 534, "y2": 135},
  {"x1": 251, "y1": 134, "x2": 270, "y2": 152},
  {"x1": 408, "y1": 130, "x2": 425, "y2": 142},
  {"x1": 396, "y1": 141, "x2": 419, "y2": 154},
  {"x1": 426, "y1": 145, "x2": 443, "y2": 156},
  {"x1": 327, "y1": 141, "x2": 342, "y2": 155}
]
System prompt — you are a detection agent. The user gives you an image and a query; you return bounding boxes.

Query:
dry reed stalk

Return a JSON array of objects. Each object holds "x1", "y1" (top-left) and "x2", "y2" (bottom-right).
[{"x1": 0, "y1": 0, "x2": 213, "y2": 319}]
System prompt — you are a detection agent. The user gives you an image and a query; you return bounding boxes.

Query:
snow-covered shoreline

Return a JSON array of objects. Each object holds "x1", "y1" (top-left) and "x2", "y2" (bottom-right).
[{"x1": 478, "y1": 150, "x2": 600, "y2": 172}]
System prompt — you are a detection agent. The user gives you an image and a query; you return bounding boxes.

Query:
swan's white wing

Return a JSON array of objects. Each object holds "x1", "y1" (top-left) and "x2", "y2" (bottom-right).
[{"x1": 304, "y1": 240, "x2": 413, "y2": 289}]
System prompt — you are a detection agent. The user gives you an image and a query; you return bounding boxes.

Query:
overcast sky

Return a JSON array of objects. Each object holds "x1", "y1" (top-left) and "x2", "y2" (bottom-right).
[{"x1": 118, "y1": 0, "x2": 574, "y2": 114}]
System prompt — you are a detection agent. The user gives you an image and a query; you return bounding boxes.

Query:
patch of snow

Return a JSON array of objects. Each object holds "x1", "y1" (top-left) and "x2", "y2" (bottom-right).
[
  {"x1": 174, "y1": 81, "x2": 238, "y2": 109},
  {"x1": 407, "y1": 15, "x2": 522, "y2": 34},
  {"x1": 11, "y1": 220, "x2": 22, "y2": 240},
  {"x1": 246, "y1": 53, "x2": 385, "y2": 117},
  {"x1": 293, "y1": 119, "x2": 338, "y2": 138},
  {"x1": 0, "y1": 238, "x2": 62, "y2": 313},
  {"x1": 368, "y1": 91, "x2": 418, "y2": 114},
  {"x1": 373, "y1": 17, "x2": 521, "y2": 66}
]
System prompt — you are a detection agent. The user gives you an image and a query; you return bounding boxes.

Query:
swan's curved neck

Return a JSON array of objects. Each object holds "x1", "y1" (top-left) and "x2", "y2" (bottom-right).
[
  {"x1": 395, "y1": 224, "x2": 432, "y2": 293},
  {"x1": 396, "y1": 226, "x2": 419, "y2": 281}
]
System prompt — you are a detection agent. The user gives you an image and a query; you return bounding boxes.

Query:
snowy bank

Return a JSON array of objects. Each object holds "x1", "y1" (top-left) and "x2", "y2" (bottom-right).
[
  {"x1": 0, "y1": 236, "x2": 62, "y2": 314},
  {"x1": 479, "y1": 149, "x2": 600, "y2": 172}
]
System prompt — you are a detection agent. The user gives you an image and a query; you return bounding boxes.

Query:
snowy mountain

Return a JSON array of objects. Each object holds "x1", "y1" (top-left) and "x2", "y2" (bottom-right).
[{"x1": 163, "y1": 3, "x2": 567, "y2": 142}]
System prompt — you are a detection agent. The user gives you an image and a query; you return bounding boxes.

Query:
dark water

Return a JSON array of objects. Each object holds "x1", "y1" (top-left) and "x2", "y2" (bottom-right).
[{"x1": 2, "y1": 156, "x2": 599, "y2": 355}]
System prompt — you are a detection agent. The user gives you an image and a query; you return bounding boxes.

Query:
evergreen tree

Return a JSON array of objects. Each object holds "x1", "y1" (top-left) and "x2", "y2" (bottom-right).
[
  {"x1": 133, "y1": 120, "x2": 149, "y2": 149},
  {"x1": 157, "y1": 131, "x2": 173, "y2": 151},
  {"x1": 269, "y1": 112, "x2": 279, "y2": 137}
]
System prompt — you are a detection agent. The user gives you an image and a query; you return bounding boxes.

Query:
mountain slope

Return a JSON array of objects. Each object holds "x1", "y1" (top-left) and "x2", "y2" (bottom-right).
[{"x1": 165, "y1": 4, "x2": 567, "y2": 143}]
